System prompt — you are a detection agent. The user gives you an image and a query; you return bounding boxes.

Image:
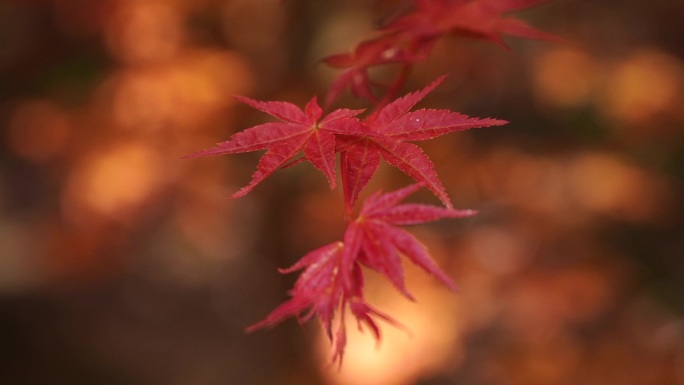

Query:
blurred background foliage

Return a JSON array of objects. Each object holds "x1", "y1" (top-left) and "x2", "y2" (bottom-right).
[{"x1": 1, "y1": 0, "x2": 683, "y2": 384}]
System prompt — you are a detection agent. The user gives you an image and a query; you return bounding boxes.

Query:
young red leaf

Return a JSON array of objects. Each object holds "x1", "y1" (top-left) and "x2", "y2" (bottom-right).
[
  {"x1": 323, "y1": 35, "x2": 424, "y2": 105},
  {"x1": 185, "y1": 96, "x2": 365, "y2": 197},
  {"x1": 323, "y1": 37, "x2": 397, "y2": 104},
  {"x1": 326, "y1": 69, "x2": 377, "y2": 107},
  {"x1": 324, "y1": 36, "x2": 405, "y2": 70}
]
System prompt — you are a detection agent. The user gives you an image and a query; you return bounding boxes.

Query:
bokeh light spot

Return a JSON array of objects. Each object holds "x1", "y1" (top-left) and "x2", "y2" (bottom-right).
[
  {"x1": 63, "y1": 142, "x2": 165, "y2": 223},
  {"x1": 534, "y1": 47, "x2": 598, "y2": 108}
]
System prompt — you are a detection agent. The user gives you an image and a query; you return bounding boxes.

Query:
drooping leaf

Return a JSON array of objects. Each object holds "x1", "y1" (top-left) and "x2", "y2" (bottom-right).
[
  {"x1": 245, "y1": 241, "x2": 345, "y2": 334},
  {"x1": 353, "y1": 183, "x2": 475, "y2": 292},
  {"x1": 246, "y1": 240, "x2": 402, "y2": 366},
  {"x1": 247, "y1": 184, "x2": 475, "y2": 365}
]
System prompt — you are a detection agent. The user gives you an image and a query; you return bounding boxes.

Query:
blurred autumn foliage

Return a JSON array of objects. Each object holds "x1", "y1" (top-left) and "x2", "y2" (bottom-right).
[{"x1": 1, "y1": 0, "x2": 683, "y2": 384}]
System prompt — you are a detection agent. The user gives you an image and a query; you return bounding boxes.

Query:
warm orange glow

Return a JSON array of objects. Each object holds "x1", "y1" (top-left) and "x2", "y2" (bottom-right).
[
  {"x1": 319, "y1": 268, "x2": 463, "y2": 385},
  {"x1": 505, "y1": 155, "x2": 568, "y2": 216},
  {"x1": 467, "y1": 146, "x2": 673, "y2": 223},
  {"x1": 534, "y1": 47, "x2": 598, "y2": 108},
  {"x1": 63, "y1": 142, "x2": 165, "y2": 223},
  {"x1": 600, "y1": 50, "x2": 682, "y2": 123},
  {"x1": 105, "y1": 1, "x2": 183, "y2": 63},
  {"x1": 567, "y1": 152, "x2": 672, "y2": 222},
  {"x1": 1, "y1": 1, "x2": 682, "y2": 383},
  {"x1": 109, "y1": 50, "x2": 252, "y2": 132}
]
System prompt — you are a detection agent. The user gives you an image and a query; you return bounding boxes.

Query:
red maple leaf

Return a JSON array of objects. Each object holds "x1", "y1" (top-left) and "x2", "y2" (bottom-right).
[
  {"x1": 338, "y1": 75, "x2": 507, "y2": 210},
  {"x1": 185, "y1": 96, "x2": 364, "y2": 198},
  {"x1": 247, "y1": 183, "x2": 475, "y2": 364},
  {"x1": 186, "y1": 77, "x2": 505, "y2": 209},
  {"x1": 385, "y1": 0, "x2": 560, "y2": 48}
]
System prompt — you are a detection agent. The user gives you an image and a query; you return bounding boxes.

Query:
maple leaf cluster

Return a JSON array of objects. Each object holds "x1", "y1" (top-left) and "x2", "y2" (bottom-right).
[
  {"x1": 186, "y1": 76, "x2": 497, "y2": 363},
  {"x1": 187, "y1": 76, "x2": 506, "y2": 210},
  {"x1": 186, "y1": 0, "x2": 557, "y2": 366}
]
